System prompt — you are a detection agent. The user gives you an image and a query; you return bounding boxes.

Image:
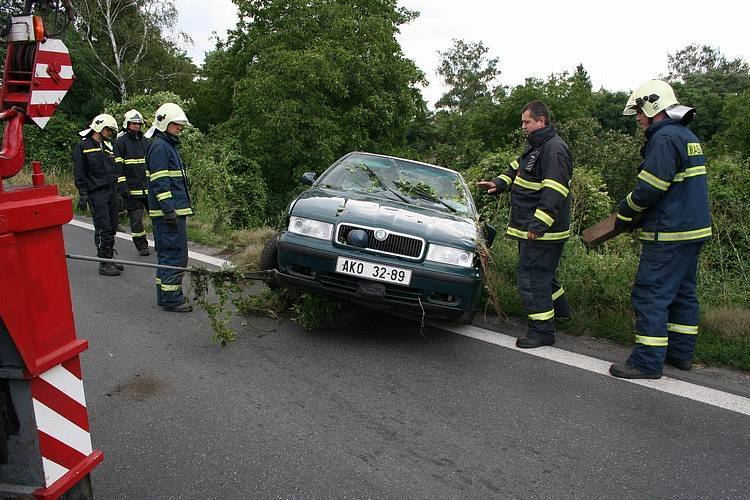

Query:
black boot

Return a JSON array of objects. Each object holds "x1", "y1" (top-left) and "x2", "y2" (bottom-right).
[
  {"x1": 163, "y1": 303, "x2": 193, "y2": 313},
  {"x1": 609, "y1": 362, "x2": 661, "y2": 379},
  {"x1": 135, "y1": 240, "x2": 150, "y2": 256},
  {"x1": 665, "y1": 356, "x2": 692, "y2": 371},
  {"x1": 98, "y1": 248, "x2": 120, "y2": 276},
  {"x1": 516, "y1": 336, "x2": 555, "y2": 348},
  {"x1": 111, "y1": 248, "x2": 124, "y2": 271}
]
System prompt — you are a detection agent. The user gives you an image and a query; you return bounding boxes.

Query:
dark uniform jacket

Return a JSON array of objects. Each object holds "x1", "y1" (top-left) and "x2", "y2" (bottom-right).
[
  {"x1": 617, "y1": 118, "x2": 712, "y2": 242},
  {"x1": 491, "y1": 125, "x2": 573, "y2": 242},
  {"x1": 114, "y1": 131, "x2": 150, "y2": 197},
  {"x1": 73, "y1": 136, "x2": 126, "y2": 195},
  {"x1": 146, "y1": 130, "x2": 193, "y2": 217}
]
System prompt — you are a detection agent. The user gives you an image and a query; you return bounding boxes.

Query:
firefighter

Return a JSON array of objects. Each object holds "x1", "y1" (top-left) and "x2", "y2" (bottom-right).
[
  {"x1": 145, "y1": 103, "x2": 193, "y2": 312},
  {"x1": 74, "y1": 113, "x2": 128, "y2": 276},
  {"x1": 609, "y1": 80, "x2": 711, "y2": 379},
  {"x1": 476, "y1": 100, "x2": 573, "y2": 348},
  {"x1": 114, "y1": 109, "x2": 151, "y2": 256}
]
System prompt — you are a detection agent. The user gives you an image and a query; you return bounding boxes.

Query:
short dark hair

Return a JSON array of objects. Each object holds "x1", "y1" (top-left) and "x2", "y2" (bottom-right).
[{"x1": 522, "y1": 100, "x2": 552, "y2": 125}]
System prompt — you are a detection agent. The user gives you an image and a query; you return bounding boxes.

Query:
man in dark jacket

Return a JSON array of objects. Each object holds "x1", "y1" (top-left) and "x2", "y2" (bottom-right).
[
  {"x1": 477, "y1": 100, "x2": 573, "y2": 348},
  {"x1": 114, "y1": 109, "x2": 150, "y2": 256},
  {"x1": 74, "y1": 113, "x2": 127, "y2": 276},
  {"x1": 145, "y1": 103, "x2": 194, "y2": 313},
  {"x1": 609, "y1": 80, "x2": 711, "y2": 379}
]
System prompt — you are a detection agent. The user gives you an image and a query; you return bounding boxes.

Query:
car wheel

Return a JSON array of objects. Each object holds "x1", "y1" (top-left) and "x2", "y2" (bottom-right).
[{"x1": 260, "y1": 232, "x2": 280, "y2": 290}]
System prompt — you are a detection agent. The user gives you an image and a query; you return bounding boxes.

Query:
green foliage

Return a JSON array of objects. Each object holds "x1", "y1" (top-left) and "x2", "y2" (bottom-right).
[
  {"x1": 190, "y1": 266, "x2": 246, "y2": 346},
  {"x1": 435, "y1": 39, "x2": 501, "y2": 111},
  {"x1": 700, "y1": 154, "x2": 750, "y2": 283},
  {"x1": 568, "y1": 167, "x2": 612, "y2": 235},
  {"x1": 291, "y1": 292, "x2": 341, "y2": 330},
  {"x1": 104, "y1": 91, "x2": 189, "y2": 126},
  {"x1": 557, "y1": 118, "x2": 643, "y2": 203},
  {"x1": 181, "y1": 131, "x2": 268, "y2": 230},
  {"x1": 716, "y1": 89, "x2": 750, "y2": 157},
  {"x1": 22, "y1": 112, "x2": 81, "y2": 174},
  {"x1": 209, "y1": 0, "x2": 425, "y2": 214}
]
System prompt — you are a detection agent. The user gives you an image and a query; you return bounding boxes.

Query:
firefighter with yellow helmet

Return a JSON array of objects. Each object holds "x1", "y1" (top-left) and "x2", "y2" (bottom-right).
[
  {"x1": 609, "y1": 80, "x2": 712, "y2": 379},
  {"x1": 145, "y1": 103, "x2": 194, "y2": 312},
  {"x1": 74, "y1": 113, "x2": 127, "y2": 276}
]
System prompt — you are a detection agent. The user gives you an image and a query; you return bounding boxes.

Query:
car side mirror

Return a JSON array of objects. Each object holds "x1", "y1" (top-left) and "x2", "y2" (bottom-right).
[
  {"x1": 483, "y1": 222, "x2": 497, "y2": 247},
  {"x1": 300, "y1": 172, "x2": 316, "y2": 185}
]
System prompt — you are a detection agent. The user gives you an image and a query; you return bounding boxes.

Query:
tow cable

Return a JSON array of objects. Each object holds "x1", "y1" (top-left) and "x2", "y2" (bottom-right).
[{"x1": 65, "y1": 253, "x2": 270, "y2": 280}]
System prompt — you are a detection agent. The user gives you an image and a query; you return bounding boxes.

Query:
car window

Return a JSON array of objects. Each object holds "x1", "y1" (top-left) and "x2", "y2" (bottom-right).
[{"x1": 319, "y1": 154, "x2": 474, "y2": 216}]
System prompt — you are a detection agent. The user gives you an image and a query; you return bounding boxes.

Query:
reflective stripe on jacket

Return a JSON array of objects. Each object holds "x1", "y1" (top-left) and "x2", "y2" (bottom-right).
[
  {"x1": 73, "y1": 136, "x2": 123, "y2": 194},
  {"x1": 491, "y1": 125, "x2": 573, "y2": 242},
  {"x1": 146, "y1": 130, "x2": 193, "y2": 217},
  {"x1": 114, "y1": 131, "x2": 150, "y2": 197},
  {"x1": 617, "y1": 119, "x2": 712, "y2": 243}
]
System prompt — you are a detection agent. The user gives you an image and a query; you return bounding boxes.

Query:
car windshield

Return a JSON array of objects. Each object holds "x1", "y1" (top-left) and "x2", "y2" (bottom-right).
[{"x1": 318, "y1": 154, "x2": 474, "y2": 216}]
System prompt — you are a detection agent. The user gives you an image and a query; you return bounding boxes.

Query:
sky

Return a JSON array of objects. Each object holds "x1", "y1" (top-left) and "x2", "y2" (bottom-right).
[{"x1": 173, "y1": 0, "x2": 749, "y2": 108}]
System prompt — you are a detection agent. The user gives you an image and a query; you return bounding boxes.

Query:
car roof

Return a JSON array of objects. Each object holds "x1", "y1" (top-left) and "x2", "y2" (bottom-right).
[{"x1": 349, "y1": 151, "x2": 461, "y2": 176}]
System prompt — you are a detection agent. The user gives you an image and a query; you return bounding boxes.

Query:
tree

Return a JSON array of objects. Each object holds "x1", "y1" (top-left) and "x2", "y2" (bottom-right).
[
  {"x1": 435, "y1": 39, "x2": 501, "y2": 112},
  {"x1": 215, "y1": 0, "x2": 426, "y2": 214},
  {"x1": 665, "y1": 45, "x2": 750, "y2": 142},
  {"x1": 71, "y1": 0, "x2": 191, "y2": 101}
]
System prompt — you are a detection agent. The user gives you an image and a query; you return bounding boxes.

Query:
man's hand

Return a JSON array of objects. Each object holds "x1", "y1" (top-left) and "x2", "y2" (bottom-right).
[
  {"x1": 77, "y1": 193, "x2": 89, "y2": 212},
  {"x1": 476, "y1": 181, "x2": 498, "y2": 194},
  {"x1": 164, "y1": 210, "x2": 178, "y2": 227},
  {"x1": 528, "y1": 231, "x2": 540, "y2": 240}
]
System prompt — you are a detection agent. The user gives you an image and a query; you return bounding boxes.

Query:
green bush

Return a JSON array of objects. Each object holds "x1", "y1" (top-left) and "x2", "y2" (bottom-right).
[
  {"x1": 181, "y1": 131, "x2": 268, "y2": 230},
  {"x1": 104, "y1": 91, "x2": 190, "y2": 129},
  {"x1": 22, "y1": 112, "x2": 81, "y2": 174}
]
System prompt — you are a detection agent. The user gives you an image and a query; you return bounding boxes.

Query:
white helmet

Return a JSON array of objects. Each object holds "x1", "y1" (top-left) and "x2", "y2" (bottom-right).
[
  {"x1": 122, "y1": 109, "x2": 144, "y2": 129},
  {"x1": 623, "y1": 80, "x2": 680, "y2": 118},
  {"x1": 79, "y1": 113, "x2": 118, "y2": 137},
  {"x1": 144, "y1": 103, "x2": 191, "y2": 138}
]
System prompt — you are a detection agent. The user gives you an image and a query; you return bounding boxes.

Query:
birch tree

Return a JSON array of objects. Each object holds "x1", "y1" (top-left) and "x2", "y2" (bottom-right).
[{"x1": 72, "y1": 0, "x2": 181, "y2": 100}]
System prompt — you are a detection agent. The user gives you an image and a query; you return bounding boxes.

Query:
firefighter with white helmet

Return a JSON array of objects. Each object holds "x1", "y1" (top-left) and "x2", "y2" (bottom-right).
[
  {"x1": 73, "y1": 113, "x2": 127, "y2": 276},
  {"x1": 114, "y1": 109, "x2": 151, "y2": 256},
  {"x1": 145, "y1": 103, "x2": 194, "y2": 312},
  {"x1": 609, "y1": 80, "x2": 711, "y2": 380}
]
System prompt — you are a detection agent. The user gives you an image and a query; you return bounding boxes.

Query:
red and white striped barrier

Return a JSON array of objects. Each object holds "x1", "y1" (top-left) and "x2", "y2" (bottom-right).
[{"x1": 30, "y1": 358, "x2": 94, "y2": 487}]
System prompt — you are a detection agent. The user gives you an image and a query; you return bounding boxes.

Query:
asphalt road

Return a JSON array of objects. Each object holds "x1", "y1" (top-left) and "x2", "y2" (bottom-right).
[{"x1": 63, "y1": 223, "x2": 750, "y2": 499}]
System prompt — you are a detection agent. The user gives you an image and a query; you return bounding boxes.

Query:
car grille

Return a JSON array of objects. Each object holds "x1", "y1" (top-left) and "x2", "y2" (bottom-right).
[
  {"x1": 337, "y1": 224, "x2": 424, "y2": 259},
  {"x1": 318, "y1": 272, "x2": 423, "y2": 303}
]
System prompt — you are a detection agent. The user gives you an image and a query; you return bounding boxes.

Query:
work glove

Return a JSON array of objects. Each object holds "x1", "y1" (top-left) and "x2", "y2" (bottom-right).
[
  {"x1": 614, "y1": 213, "x2": 643, "y2": 233},
  {"x1": 116, "y1": 194, "x2": 124, "y2": 213},
  {"x1": 77, "y1": 193, "x2": 89, "y2": 212},
  {"x1": 164, "y1": 210, "x2": 178, "y2": 228}
]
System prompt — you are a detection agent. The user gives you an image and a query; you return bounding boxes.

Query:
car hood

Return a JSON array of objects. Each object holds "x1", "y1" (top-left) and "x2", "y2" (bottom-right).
[{"x1": 291, "y1": 187, "x2": 480, "y2": 249}]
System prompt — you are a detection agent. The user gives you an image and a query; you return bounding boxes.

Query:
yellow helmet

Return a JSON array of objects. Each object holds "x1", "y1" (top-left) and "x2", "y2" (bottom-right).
[
  {"x1": 79, "y1": 113, "x2": 118, "y2": 137},
  {"x1": 122, "y1": 109, "x2": 144, "y2": 129},
  {"x1": 623, "y1": 80, "x2": 679, "y2": 118}
]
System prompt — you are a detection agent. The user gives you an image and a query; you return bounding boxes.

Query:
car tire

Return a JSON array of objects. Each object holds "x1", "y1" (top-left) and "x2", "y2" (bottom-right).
[{"x1": 260, "y1": 232, "x2": 280, "y2": 290}]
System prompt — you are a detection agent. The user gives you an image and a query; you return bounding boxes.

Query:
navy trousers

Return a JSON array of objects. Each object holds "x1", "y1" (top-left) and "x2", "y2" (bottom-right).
[
  {"x1": 127, "y1": 196, "x2": 149, "y2": 250},
  {"x1": 89, "y1": 184, "x2": 119, "y2": 253},
  {"x1": 628, "y1": 241, "x2": 704, "y2": 373},
  {"x1": 517, "y1": 241, "x2": 569, "y2": 342},
  {"x1": 153, "y1": 216, "x2": 188, "y2": 307}
]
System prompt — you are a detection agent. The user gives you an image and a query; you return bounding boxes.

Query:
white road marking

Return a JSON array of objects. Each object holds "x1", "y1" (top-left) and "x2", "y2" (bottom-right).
[
  {"x1": 66, "y1": 219, "x2": 750, "y2": 416},
  {"x1": 67, "y1": 219, "x2": 229, "y2": 267},
  {"x1": 432, "y1": 322, "x2": 750, "y2": 417}
]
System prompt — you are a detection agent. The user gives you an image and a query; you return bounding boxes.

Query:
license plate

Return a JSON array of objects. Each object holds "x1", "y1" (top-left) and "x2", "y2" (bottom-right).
[{"x1": 335, "y1": 257, "x2": 412, "y2": 286}]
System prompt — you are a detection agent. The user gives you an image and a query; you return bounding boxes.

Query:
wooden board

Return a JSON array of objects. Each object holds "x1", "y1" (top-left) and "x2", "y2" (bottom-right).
[{"x1": 582, "y1": 213, "x2": 622, "y2": 247}]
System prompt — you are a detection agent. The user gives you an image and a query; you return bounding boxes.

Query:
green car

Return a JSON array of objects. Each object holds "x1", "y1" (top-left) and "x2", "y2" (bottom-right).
[{"x1": 263, "y1": 152, "x2": 495, "y2": 323}]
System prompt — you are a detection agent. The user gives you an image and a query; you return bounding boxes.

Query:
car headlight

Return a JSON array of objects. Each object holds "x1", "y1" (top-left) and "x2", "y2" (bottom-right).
[
  {"x1": 288, "y1": 216, "x2": 334, "y2": 241},
  {"x1": 426, "y1": 244, "x2": 474, "y2": 267}
]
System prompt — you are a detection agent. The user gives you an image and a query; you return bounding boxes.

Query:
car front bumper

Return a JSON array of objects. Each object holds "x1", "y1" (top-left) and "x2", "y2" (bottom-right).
[{"x1": 275, "y1": 232, "x2": 483, "y2": 319}]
